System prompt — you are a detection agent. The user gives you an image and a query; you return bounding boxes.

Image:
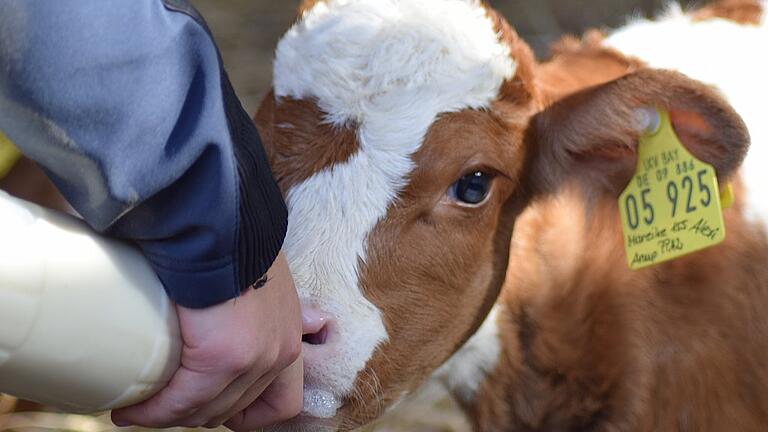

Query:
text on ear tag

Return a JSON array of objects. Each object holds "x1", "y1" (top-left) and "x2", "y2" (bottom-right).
[{"x1": 619, "y1": 109, "x2": 727, "y2": 270}]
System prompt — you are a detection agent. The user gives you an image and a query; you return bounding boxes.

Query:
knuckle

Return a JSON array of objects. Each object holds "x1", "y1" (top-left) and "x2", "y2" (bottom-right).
[
  {"x1": 221, "y1": 335, "x2": 301, "y2": 376},
  {"x1": 166, "y1": 398, "x2": 201, "y2": 420},
  {"x1": 187, "y1": 343, "x2": 230, "y2": 372},
  {"x1": 225, "y1": 348, "x2": 257, "y2": 374},
  {"x1": 278, "y1": 339, "x2": 302, "y2": 369},
  {"x1": 254, "y1": 344, "x2": 281, "y2": 370}
]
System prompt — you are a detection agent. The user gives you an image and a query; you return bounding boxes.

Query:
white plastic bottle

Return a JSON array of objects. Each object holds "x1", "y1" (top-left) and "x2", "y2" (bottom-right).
[{"x1": 0, "y1": 190, "x2": 181, "y2": 413}]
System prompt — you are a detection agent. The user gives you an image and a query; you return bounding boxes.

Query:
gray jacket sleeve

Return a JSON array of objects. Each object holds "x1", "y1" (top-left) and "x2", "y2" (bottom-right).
[{"x1": 0, "y1": 0, "x2": 287, "y2": 308}]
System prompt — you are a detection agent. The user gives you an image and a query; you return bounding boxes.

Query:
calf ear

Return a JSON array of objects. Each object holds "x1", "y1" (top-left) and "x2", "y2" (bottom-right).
[{"x1": 524, "y1": 69, "x2": 750, "y2": 196}]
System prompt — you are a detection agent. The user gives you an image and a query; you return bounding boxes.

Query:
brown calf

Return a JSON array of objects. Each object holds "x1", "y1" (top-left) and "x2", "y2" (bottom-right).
[
  {"x1": 450, "y1": 2, "x2": 768, "y2": 431},
  {"x1": 2, "y1": 1, "x2": 764, "y2": 431}
]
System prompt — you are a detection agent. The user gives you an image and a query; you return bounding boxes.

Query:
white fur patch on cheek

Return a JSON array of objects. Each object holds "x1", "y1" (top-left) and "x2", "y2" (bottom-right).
[
  {"x1": 282, "y1": 151, "x2": 391, "y2": 400},
  {"x1": 431, "y1": 306, "x2": 502, "y2": 403},
  {"x1": 273, "y1": 0, "x2": 516, "y2": 415}
]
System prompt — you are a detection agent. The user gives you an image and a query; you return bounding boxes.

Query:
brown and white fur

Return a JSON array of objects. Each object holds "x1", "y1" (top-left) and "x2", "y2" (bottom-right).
[
  {"x1": 437, "y1": 2, "x2": 768, "y2": 431},
  {"x1": 2, "y1": 1, "x2": 764, "y2": 431},
  {"x1": 257, "y1": 0, "x2": 764, "y2": 430}
]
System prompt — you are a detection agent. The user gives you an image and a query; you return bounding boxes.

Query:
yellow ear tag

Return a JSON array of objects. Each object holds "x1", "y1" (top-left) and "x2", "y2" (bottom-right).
[
  {"x1": 720, "y1": 183, "x2": 735, "y2": 209},
  {"x1": 619, "y1": 109, "x2": 726, "y2": 270},
  {"x1": 0, "y1": 130, "x2": 22, "y2": 180}
]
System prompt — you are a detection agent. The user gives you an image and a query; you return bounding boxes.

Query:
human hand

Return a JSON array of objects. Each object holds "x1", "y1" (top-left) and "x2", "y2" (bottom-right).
[{"x1": 111, "y1": 251, "x2": 303, "y2": 429}]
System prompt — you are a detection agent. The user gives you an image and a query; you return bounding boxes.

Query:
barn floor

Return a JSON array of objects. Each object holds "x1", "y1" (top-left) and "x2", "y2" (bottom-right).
[{"x1": 0, "y1": 386, "x2": 471, "y2": 432}]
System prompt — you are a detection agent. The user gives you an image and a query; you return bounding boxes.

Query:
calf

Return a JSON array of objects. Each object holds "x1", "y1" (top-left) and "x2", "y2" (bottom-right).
[
  {"x1": 254, "y1": 0, "x2": 759, "y2": 430},
  {"x1": 2, "y1": 1, "x2": 761, "y2": 431},
  {"x1": 434, "y1": 2, "x2": 768, "y2": 431}
]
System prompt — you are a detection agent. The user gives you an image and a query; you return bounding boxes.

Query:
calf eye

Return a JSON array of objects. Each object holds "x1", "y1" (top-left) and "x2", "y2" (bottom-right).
[{"x1": 449, "y1": 172, "x2": 492, "y2": 205}]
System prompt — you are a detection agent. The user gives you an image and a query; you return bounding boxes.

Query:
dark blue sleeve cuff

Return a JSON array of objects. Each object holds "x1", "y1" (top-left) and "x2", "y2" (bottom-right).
[
  {"x1": 223, "y1": 71, "x2": 288, "y2": 301},
  {"x1": 150, "y1": 71, "x2": 288, "y2": 310},
  {"x1": 150, "y1": 257, "x2": 239, "y2": 308}
]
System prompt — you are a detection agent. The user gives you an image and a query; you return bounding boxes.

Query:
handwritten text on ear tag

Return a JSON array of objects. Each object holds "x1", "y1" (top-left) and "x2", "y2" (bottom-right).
[{"x1": 619, "y1": 109, "x2": 727, "y2": 270}]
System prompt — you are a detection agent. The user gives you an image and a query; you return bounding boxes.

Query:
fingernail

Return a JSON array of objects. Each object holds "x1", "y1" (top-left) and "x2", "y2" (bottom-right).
[{"x1": 112, "y1": 418, "x2": 130, "y2": 427}]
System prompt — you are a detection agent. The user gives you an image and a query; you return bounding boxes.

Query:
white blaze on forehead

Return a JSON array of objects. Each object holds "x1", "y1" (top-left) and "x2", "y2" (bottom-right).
[
  {"x1": 605, "y1": 3, "x2": 768, "y2": 227},
  {"x1": 272, "y1": 0, "x2": 516, "y2": 413}
]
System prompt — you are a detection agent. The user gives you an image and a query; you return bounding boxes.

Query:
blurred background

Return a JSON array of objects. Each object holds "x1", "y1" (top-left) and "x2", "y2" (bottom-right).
[{"x1": 1, "y1": 1, "x2": 698, "y2": 431}]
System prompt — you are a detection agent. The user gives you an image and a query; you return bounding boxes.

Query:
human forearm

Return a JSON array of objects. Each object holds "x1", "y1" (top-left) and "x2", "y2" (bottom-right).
[{"x1": 0, "y1": 0, "x2": 287, "y2": 307}]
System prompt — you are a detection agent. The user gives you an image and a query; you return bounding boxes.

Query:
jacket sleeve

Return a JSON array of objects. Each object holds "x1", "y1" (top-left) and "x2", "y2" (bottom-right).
[{"x1": 0, "y1": 0, "x2": 287, "y2": 308}]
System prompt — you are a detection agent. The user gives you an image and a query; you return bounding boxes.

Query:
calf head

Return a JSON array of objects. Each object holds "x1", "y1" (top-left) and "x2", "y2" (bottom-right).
[
  {"x1": 464, "y1": 70, "x2": 752, "y2": 431},
  {"x1": 458, "y1": 26, "x2": 757, "y2": 432},
  {"x1": 256, "y1": 0, "x2": 539, "y2": 429},
  {"x1": 255, "y1": 1, "x2": 750, "y2": 430},
  {"x1": 440, "y1": 44, "x2": 754, "y2": 429}
]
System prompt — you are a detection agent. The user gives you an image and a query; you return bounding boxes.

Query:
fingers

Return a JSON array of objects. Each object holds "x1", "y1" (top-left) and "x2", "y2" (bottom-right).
[
  {"x1": 224, "y1": 358, "x2": 304, "y2": 432},
  {"x1": 183, "y1": 368, "x2": 275, "y2": 428},
  {"x1": 112, "y1": 251, "x2": 303, "y2": 430},
  {"x1": 111, "y1": 364, "x2": 233, "y2": 428},
  {"x1": 201, "y1": 376, "x2": 273, "y2": 429}
]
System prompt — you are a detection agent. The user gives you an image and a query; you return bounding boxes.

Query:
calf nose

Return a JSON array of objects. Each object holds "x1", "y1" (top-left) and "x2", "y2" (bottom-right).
[
  {"x1": 301, "y1": 306, "x2": 336, "y2": 347},
  {"x1": 300, "y1": 306, "x2": 343, "y2": 417}
]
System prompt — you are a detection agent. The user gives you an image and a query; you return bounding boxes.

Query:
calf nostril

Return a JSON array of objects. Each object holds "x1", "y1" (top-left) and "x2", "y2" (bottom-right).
[
  {"x1": 302, "y1": 324, "x2": 329, "y2": 345},
  {"x1": 301, "y1": 306, "x2": 334, "y2": 346}
]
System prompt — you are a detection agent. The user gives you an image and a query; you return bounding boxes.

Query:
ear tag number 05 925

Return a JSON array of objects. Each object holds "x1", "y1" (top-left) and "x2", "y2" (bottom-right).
[{"x1": 619, "y1": 109, "x2": 727, "y2": 270}]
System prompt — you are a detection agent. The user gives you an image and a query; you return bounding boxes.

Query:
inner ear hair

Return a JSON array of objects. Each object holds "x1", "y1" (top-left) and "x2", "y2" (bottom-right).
[{"x1": 524, "y1": 68, "x2": 750, "y2": 198}]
